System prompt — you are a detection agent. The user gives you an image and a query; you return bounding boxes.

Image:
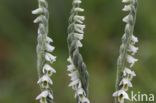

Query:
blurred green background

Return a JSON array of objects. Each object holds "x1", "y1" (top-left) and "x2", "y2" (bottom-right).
[{"x1": 0, "y1": 0, "x2": 156, "y2": 103}]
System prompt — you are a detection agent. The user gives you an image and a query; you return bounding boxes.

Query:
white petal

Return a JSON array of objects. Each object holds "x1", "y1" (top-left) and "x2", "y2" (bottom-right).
[
  {"x1": 36, "y1": 90, "x2": 49, "y2": 100},
  {"x1": 43, "y1": 64, "x2": 56, "y2": 74},
  {"x1": 46, "y1": 36, "x2": 53, "y2": 43},
  {"x1": 131, "y1": 71, "x2": 136, "y2": 77},
  {"x1": 45, "y1": 53, "x2": 56, "y2": 63},
  {"x1": 69, "y1": 79, "x2": 80, "y2": 87},
  {"x1": 77, "y1": 40, "x2": 83, "y2": 47},
  {"x1": 73, "y1": 0, "x2": 82, "y2": 4},
  {"x1": 67, "y1": 64, "x2": 75, "y2": 71},
  {"x1": 128, "y1": 44, "x2": 138, "y2": 55},
  {"x1": 74, "y1": 7, "x2": 84, "y2": 12},
  {"x1": 68, "y1": 70, "x2": 79, "y2": 77},
  {"x1": 67, "y1": 57, "x2": 73, "y2": 63},
  {"x1": 113, "y1": 91, "x2": 119, "y2": 97},
  {"x1": 74, "y1": 24, "x2": 85, "y2": 34},
  {"x1": 32, "y1": 8, "x2": 43, "y2": 14},
  {"x1": 37, "y1": 75, "x2": 53, "y2": 85},
  {"x1": 122, "y1": 91, "x2": 130, "y2": 100},
  {"x1": 127, "y1": 55, "x2": 138, "y2": 67},
  {"x1": 74, "y1": 33, "x2": 84, "y2": 40},
  {"x1": 131, "y1": 35, "x2": 138, "y2": 43},
  {"x1": 74, "y1": 15, "x2": 85, "y2": 24},
  {"x1": 48, "y1": 92, "x2": 53, "y2": 99},
  {"x1": 123, "y1": 15, "x2": 129, "y2": 23},
  {"x1": 81, "y1": 97, "x2": 90, "y2": 103},
  {"x1": 122, "y1": 0, "x2": 132, "y2": 3},
  {"x1": 45, "y1": 44, "x2": 55, "y2": 52},
  {"x1": 34, "y1": 16, "x2": 42, "y2": 23},
  {"x1": 122, "y1": 5, "x2": 131, "y2": 11}
]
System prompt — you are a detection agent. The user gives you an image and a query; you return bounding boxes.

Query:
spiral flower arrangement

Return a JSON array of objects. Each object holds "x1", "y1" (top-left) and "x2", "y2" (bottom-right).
[
  {"x1": 32, "y1": 0, "x2": 56, "y2": 103},
  {"x1": 67, "y1": 0, "x2": 90, "y2": 103},
  {"x1": 113, "y1": 0, "x2": 138, "y2": 103}
]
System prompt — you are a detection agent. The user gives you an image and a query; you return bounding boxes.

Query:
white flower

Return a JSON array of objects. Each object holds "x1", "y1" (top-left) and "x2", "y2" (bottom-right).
[
  {"x1": 75, "y1": 88, "x2": 85, "y2": 98},
  {"x1": 128, "y1": 44, "x2": 138, "y2": 55},
  {"x1": 122, "y1": 0, "x2": 132, "y2": 3},
  {"x1": 46, "y1": 36, "x2": 53, "y2": 43},
  {"x1": 36, "y1": 90, "x2": 53, "y2": 101},
  {"x1": 73, "y1": 33, "x2": 84, "y2": 40},
  {"x1": 68, "y1": 70, "x2": 79, "y2": 81},
  {"x1": 69, "y1": 79, "x2": 80, "y2": 87},
  {"x1": 32, "y1": 8, "x2": 43, "y2": 14},
  {"x1": 37, "y1": 75, "x2": 53, "y2": 88},
  {"x1": 45, "y1": 43, "x2": 55, "y2": 52},
  {"x1": 74, "y1": 15, "x2": 85, "y2": 24},
  {"x1": 131, "y1": 35, "x2": 138, "y2": 43},
  {"x1": 43, "y1": 64, "x2": 56, "y2": 76},
  {"x1": 67, "y1": 64, "x2": 76, "y2": 71},
  {"x1": 74, "y1": 8, "x2": 84, "y2": 12},
  {"x1": 122, "y1": 5, "x2": 131, "y2": 11},
  {"x1": 33, "y1": 15, "x2": 46, "y2": 23},
  {"x1": 113, "y1": 90, "x2": 130, "y2": 103},
  {"x1": 120, "y1": 78, "x2": 132, "y2": 91},
  {"x1": 81, "y1": 97, "x2": 90, "y2": 103},
  {"x1": 77, "y1": 40, "x2": 83, "y2": 47},
  {"x1": 123, "y1": 68, "x2": 136, "y2": 80},
  {"x1": 74, "y1": 24, "x2": 85, "y2": 34},
  {"x1": 127, "y1": 55, "x2": 138, "y2": 67},
  {"x1": 67, "y1": 56, "x2": 73, "y2": 64},
  {"x1": 45, "y1": 53, "x2": 56, "y2": 63},
  {"x1": 73, "y1": 0, "x2": 82, "y2": 4},
  {"x1": 123, "y1": 14, "x2": 133, "y2": 23}
]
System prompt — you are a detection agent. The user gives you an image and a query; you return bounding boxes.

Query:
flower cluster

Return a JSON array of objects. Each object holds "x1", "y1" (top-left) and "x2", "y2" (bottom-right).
[
  {"x1": 67, "y1": 0, "x2": 90, "y2": 102},
  {"x1": 67, "y1": 57, "x2": 90, "y2": 103},
  {"x1": 68, "y1": 0, "x2": 85, "y2": 48},
  {"x1": 32, "y1": 0, "x2": 56, "y2": 103},
  {"x1": 113, "y1": 0, "x2": 138, "y2": 103}
]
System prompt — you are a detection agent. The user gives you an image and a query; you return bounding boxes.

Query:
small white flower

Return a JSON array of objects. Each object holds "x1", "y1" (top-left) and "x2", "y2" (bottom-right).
[
  {"x1": 67, "y1": 64, "x2": 76, "y2": 71},
  {"x1": 127, "y1": 55, "x2": 138, "y2": 67},
  {"x1": 67, "y1": 56, "x2": 73, "y2": 64},
  {"x1": 113, "y1": 90, "x2": 130, "y2": 103},
  {"x1": 74, "y1": 15, "x2": 85, "y2": 24},
  {"x1": 74, "y1": 8, "x2": 84, "y2": 12},
  {"x1": 128, "y1": 44, "x2": 138, "y2": 55},
  {"x1": 81, "y1": 97, "x2": 90, "y2": 103},
  {"x1": 74, "y1": 24, "x2": 85, "y2": 34},
  {"x1": 33, "y1": 15, "x2": 46, "y2": 24},
  {"x1": 69, "y1": 79, "x2": 80, "y2": 87},
  {"x1": 45, "y1": 43, "x2": 55, "y2": 52},
  {"x1": 43, "y1": 64, "x2": 56, "y2": 76},
  {"x1": 75, "y1": 88, "x2": 86, "y2": 98},
  {"x1": 123, "y1": 68, "x2": 136, "y2": 80},
  {"x1": 73, "y1": 33, "x2": 84, "y2": 40},
  {"x1": 122, "y1": 14, "x2": 133, "y2": 23},
  {"x1": 120, "y1": 78, "x2": 132, "y2": 91},
  {"x1": 37, "y1": 75, "x2": 53, "y2": 88},
  {"x1": 32, "y1": 8, "x2": 43, "y2": 14},
  {"x1": 73, "y1": 0, "x2": 82, "y2": 4},
  {"x1": 36, "y1": 90, "x2": 53, "y2": 101},
  {"x1": 122, "y1": 0, "x2": 132, "y2": 3},
  {"x1": 77, "y1": 40, "x2": 83, "y2": 47},
  {"x1": 45, "y1": 53, "x2": 56, "y2": 63},
  {"x1": 123, "y1": 15, "x2": 129, "y2": 23},
  {"x1": 131, "y1": 35, "x2": 138, "y2": 43},
  {"x1": 122, "y1": 5, "x2": 131, "y2": 11},
  {"x1": 46, "y1": 36, "x2": 53, "y2": 43},
  {"x1": 34, "y1": 16, "x2": 42, "y2": 23},
  {"x1": 68, "y1": 70, "x2": 79, "y2": 81}
]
